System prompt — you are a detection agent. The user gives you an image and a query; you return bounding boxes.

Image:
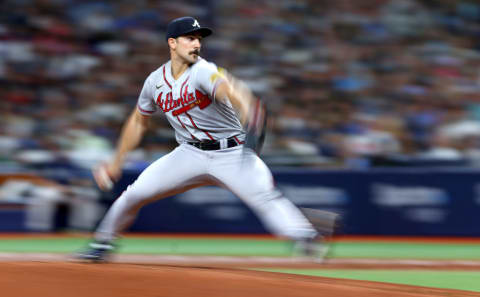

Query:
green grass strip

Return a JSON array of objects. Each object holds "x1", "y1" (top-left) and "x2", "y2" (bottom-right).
[
  {"x1": 330, "y1": 242, "x2": 480, "y2": 259},
  {"x1": 0, "y1": 237, "x2": 480, "y2": 259},
  {"x1": 256, "y1": 269, "x2": 480, "y2": 292},
  {"x1": 117, "y1": 238, "x2": 293, "y2": 256},
  {"x1": 0, "y1": 238, "x2": 294, "y2": 256}
]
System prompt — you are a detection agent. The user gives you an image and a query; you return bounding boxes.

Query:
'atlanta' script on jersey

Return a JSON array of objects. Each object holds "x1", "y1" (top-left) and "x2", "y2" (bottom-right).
[{"x1": 156, "y1": 85, "x2": 212, "y2": 116}]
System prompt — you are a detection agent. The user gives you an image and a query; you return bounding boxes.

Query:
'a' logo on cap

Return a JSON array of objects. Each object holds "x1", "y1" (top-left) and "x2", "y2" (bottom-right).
[{"x1": 192, "y1": 19, "x2": 200, "y2": 28}]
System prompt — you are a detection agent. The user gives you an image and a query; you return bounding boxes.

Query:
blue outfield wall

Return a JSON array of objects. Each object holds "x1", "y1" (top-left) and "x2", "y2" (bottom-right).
[{"x1": 111, "y1": 168, "x2": 480, "y2": 236}]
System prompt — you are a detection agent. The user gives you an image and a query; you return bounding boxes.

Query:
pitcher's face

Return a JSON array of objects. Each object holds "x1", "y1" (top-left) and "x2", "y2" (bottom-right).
[{"x1": 170, "y1": 33, "x2": 203, "y2": 64}]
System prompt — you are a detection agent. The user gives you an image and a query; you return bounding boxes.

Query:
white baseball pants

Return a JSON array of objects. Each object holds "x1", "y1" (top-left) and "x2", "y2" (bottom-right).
[{"x1": 95, "y1": 143, "x2": 317, "y2": 242}]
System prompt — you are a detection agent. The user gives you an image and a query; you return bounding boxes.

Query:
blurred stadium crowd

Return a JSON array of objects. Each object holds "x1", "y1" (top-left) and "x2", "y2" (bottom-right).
[{"x1": 3, "y1": 0, "x2": 480, "y2": 170}]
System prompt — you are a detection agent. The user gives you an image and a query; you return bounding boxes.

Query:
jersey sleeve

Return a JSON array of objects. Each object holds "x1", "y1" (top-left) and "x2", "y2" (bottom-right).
[
  {"x1": 136, "y1": 73, "x2": 157, "y2": 116},
  {"x1": 195, "y1": 61, "x2": 227, "y2": 100}
]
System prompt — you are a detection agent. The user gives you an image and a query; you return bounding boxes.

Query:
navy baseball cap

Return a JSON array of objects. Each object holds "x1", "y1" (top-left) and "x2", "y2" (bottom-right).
[{"x1": 165, "y1": 16, "x2": 213, "y2": 41}]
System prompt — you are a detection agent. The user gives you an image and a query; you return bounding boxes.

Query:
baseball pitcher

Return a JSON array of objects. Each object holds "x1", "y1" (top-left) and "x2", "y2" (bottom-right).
[{"x1": 76, "y1": 16, "x2": 338, "y2": 262}]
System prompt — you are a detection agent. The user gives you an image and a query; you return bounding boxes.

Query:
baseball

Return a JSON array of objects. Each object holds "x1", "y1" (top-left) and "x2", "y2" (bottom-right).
[{"x1": 95, "y1": 165, "x2": 114, "y2": 190}]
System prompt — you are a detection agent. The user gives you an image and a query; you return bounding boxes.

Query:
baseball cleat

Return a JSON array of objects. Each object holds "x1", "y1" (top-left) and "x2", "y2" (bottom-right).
[
  {"x1": 292, "y1": 235, "x2": 330, "y2": 262},
  {"x1": 294, "y1": 208, "x2": 343, "y2": 262},
  {"x1": 74, "y1": 241, "x2": 115, "y2": 262}
]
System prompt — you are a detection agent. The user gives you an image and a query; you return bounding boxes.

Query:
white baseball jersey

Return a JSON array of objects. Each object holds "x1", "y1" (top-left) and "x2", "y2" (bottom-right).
[{"x1": 137, "y1": 57, "x2": 245, "y2": 143}]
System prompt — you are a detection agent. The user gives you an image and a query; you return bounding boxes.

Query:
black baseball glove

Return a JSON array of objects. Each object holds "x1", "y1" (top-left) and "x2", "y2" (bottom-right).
[{"x1": 244, "y1": 99, "x2": 267, "y2": 154}]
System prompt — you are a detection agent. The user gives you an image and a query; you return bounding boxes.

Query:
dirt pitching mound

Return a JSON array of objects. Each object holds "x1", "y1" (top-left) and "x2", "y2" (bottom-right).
[{"x1": 1, "y1": 262, "x2": 479, "y2": 297}]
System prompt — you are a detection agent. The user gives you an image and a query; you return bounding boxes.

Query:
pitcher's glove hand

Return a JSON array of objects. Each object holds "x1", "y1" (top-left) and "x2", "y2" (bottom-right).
[{"x1": 244, "y1": 100, "x2": 267, "y2": 155}]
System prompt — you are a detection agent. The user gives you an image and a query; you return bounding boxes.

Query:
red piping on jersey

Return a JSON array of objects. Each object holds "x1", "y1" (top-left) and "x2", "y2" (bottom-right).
[
  {"x1": 185, "y1": 111, "x2": 214, "y2": 140},
  {"x1": 137, "y1": 104, "x2": 154, "y2": 114},
  {"x1": 163, "y1": 66, "x2": 172, "y2": 89},
  {"x1": 233, "y1": 136, "x2": 244, "y2": 144},
  {"x1": 176, "y1": 116, "x2": 198, "y2": 141}
]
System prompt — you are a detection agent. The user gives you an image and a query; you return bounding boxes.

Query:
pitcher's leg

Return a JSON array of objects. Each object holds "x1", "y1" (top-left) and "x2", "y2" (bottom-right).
[
  {"x1": 210, "y1": 148, "x2": 317, "y2": 240},
  {"x1": 95, "y1": 145, "x2": 208, "y2": 242},
  {"x1": 247, "y1": 187, "x2": 317, "y2": 240}
]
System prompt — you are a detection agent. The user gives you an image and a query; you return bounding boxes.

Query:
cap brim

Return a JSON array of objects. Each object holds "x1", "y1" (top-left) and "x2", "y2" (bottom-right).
[{"x1": 183, "y1": 27, "x2": 213, "y2": 38}]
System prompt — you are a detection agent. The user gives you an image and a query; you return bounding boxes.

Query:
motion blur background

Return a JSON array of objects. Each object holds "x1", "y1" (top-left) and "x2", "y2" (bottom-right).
[{"x1": 2, "y1": 0, "x2": 480, "y2": 236}]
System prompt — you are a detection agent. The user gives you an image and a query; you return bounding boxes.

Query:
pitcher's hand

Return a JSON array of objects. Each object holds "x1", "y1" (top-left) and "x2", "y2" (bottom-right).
[{"x1": 93, "y1": 162, "x2": 122, "y2": 191}]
